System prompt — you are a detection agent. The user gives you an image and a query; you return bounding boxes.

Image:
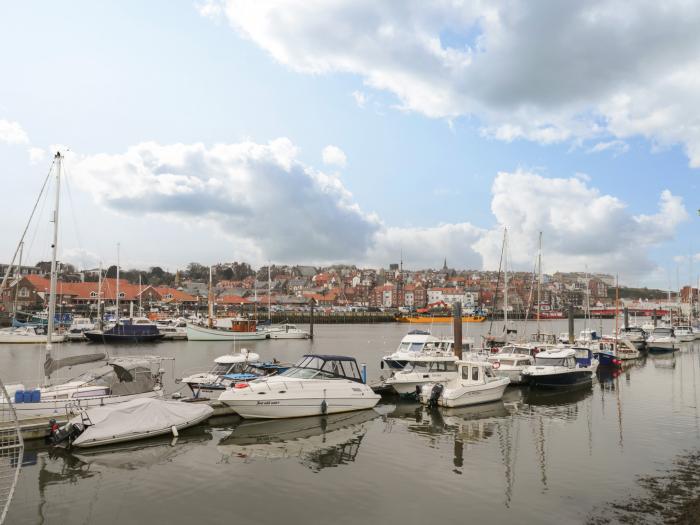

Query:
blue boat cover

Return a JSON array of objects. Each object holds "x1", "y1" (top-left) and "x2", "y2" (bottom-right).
[{"x1": 223, "y1": 373, "x2": 259, "y2": 381}]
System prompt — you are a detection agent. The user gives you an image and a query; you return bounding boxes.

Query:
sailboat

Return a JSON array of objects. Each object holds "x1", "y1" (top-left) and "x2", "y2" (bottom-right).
[
  {"x1": 483, "y1": 228, "x2": 515, "y2": 351},
  {"x1": 0, "y1": 153, "x2": 171, "y2": 422},
  {"x1": 186, "y1": 266, "x2": 267, "y2": 341}
]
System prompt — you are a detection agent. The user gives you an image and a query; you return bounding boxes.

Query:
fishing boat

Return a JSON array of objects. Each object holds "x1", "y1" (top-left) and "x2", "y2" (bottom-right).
[
  {"x1": 417, "y1": 359, "x2": 510, "y2": 408},
  {"x1": 84, "y1": 317, "x2": 164, "y2": 343},
  {"x1": 186, "y1": 318, "x2": 268, "y2": 341},
  {"x1": 522, "y1": 347, "x2": 598, "y2": 388},
  {"x1": 1, "y1": 357, "x2": 169, "y2": 421},
  {"x1": 384, "y1": 351, "x2": 459, "y2": 395},
  {"x1": 218, "y1": 354, "x2": 380, "y2": 419},
  {"x1": 646, "y1": 326, "x2": 679, "y2": 353},
  {"x1": 0, "y1": 325, "x2": 65, "y2": 344},
  {"x1": 48, "y1": 397, "x2": 213, "y2": 448}
]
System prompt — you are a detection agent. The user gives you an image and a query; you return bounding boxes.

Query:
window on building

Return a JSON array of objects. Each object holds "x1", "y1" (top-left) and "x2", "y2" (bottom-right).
[
  {"x1": 118, "y1": 292, "x2": 125, "y2": 298},
  {"x1": 18, "y1": 287, "x2": 29, "y2": 298}
]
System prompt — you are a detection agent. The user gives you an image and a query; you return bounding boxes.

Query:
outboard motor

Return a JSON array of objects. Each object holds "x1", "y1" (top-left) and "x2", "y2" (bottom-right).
[
  {"x1": 47, "y1": 420, "x2": 85, "y2": 448},
  {"x1": 427, "y1": 383, "x2": 444, "y2": 409}
]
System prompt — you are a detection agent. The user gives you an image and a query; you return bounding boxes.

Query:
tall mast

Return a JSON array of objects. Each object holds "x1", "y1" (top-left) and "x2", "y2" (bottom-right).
[
  {"x1": 12, "y1": 241, "x2": 24, "y2": 314},
  {"x1": 46, "y1": 152, "x2": 62, "y2": 352},
  {"x1": 504, "y1": 228, "x2": 509, "y2": 330},
  {"x1": 537, "y1": 231, "x2": 542, "y2": 336},
  {"x1": 614, "y1": 275, "x2": 619, "y2": 353},
  {"x1": 115, "y1": 243, "x2": 120, "y2": 324},
  {"x1": 97, "y1": 262, "x2": 102, "y2": 326},
  {"x1": 268, "y1": 263, "x2": 271, "y2": 322},
  {"x1": 208, "y1": 265, "x2": 213, "y2": 327},
  {"x1": 138, "y1": 273, "x2": 142, "y2": 317}
]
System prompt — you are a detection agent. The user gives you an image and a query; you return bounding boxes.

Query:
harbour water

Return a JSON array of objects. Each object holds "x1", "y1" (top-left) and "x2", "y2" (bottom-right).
[{"x1": 4, "y1": 319, "x2": 700, "y2": 524}]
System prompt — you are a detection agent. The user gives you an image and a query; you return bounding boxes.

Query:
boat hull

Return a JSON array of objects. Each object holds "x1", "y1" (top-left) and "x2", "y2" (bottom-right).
[
  {"x1": 186, "y1": 324, "x2": 268, "y2": 341},
  {"x1": 439, "y1": 380, "x2": 509, "y2": 408},
  {"x1": 647, "y1": 342, "x2": 678, "y2": 353},
  {"x1": 0, "y1": 334, "x2": 65, "y2": 344},
  {"x1": 84, "y1": 332, "x2": 164, "y2": 343},
  {"x1": 525, "y1": 370, "x2": 594, "y2": 388},
  {"x1": 220, "y1": 395, "x2": 380, "y2": 419}
]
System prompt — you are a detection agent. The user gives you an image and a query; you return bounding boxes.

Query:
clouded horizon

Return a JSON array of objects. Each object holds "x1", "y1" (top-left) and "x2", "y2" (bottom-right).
[{"x1": 0, "y1": 1, "x2": 698, "y2": 288}]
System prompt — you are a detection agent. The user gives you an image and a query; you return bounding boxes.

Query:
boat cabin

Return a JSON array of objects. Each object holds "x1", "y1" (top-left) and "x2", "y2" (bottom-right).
[
  {"x1": 651, "y1": 327, "x2": 675, "y2": 337},
  {"x1": 281, "y1": 354, "x2": 364, "y2": 383},
  {"x1": 456, "y1": 361, "x2": 498, "y2": 385},
  {"x1": 533, "y1": 349, "x2": 578, "y2": 368}
]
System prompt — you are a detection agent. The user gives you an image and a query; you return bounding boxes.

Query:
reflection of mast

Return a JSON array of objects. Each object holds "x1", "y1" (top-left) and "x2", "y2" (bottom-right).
[
  {"x1": 533, "y1": 416, "x2": 548, "y2": 492},
  {"x1": 496, "y1": 420, "x2": 515, "y2": 507},
  {"x1": 614, "y1": 374, "x2": 624, "y2": 451}
]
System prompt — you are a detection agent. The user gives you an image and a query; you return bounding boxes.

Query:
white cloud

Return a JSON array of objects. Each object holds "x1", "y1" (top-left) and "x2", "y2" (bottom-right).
[
  {"x1": 28, "y1": 147, "x2": 46, "y2": 165},
  {"x1": 352, "y1": 90, "x2": 368, "y2": 109},
  {"x1": 208, "y1": 1, "x2": 700, "y2": 166},
  {"x1": 195, "y1": 0, "x2": 223, "y2": 20},
  {"x1": 471, "y1": 170, "x2": 689, "y2": 280},
  {"x1": 587, "y1": 140, "x2": 629, "y2": 156},
  {"x1": 321, "y1": 145, "x2": 347, "y2": 168},
  {"x1": 0, "y1": 119, "x2": 29, "y2": 145},
  {"x1": 66, "y1": 139, "x2": 688, "y2": 282},
  {"x1": 69, "y1": 138, "x2": 379, "y2": 264}
]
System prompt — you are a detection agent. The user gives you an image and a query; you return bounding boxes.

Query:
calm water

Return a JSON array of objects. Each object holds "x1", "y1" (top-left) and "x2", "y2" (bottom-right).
[{"x1": 4, "y1": 320, "x2": 700, "y2": 524}]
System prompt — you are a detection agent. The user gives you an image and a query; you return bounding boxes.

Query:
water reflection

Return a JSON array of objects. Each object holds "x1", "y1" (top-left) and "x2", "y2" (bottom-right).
[{"x1": 217, "y1": 410, "x2": 378, "y2": 471}]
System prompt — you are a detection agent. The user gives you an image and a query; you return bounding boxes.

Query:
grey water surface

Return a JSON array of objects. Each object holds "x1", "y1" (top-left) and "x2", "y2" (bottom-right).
[{"x1": 3, "y1": 320, "x2": 700, "y2": 524}]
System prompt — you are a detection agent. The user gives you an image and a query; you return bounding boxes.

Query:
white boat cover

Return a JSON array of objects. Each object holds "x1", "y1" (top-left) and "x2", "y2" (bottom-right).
[{"x1": 71, "y1": 398, "x2": 213, "y2": 447}]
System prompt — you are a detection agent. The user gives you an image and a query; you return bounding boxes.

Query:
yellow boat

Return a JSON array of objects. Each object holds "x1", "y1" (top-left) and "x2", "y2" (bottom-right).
[{"x1": 396, "y1": 315, "x2": 487, "y2": 324}]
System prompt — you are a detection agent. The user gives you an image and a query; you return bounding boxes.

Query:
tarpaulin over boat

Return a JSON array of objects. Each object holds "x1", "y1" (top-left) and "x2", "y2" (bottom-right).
[{"x1": 71, "y1": 398, "x2": 213, "y2": 448}]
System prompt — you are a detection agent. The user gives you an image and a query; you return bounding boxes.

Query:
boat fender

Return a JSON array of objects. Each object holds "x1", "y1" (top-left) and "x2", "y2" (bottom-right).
[
  {"x1": 234, "y1": 383, "x2": 249, "y2": 389},
  {"x1": 492, "y1": 361, "x2": 500, "y2": 369},
  {"x1": 171, "y1": 426, "x2": 179, "y2": 437},
  {"x1": 321, "y1": 399, "x2": 327, "y2": 415},
  {"x1": 380, "y1": 361, "x2": 384, "y2": 370}
]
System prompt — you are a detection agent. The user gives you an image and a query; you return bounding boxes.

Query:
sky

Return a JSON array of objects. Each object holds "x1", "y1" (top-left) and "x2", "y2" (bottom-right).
[{"x1": 0, "y1": 0, "x2": 698, "y2": 288}]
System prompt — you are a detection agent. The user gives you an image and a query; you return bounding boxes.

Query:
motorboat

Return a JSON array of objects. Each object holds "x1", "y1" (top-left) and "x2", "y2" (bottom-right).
[
  {"x1": 66, "y1": 317, "x2": 96, "y2": 341},
  {"x1": 522, "y1": 347, "x2": 598, "y2": 388},
  {"x1": 487, "y1": 343, "x2": 555, "y2": 385},
  {"x1": 646, "y1": 326, "x2": 679, "y2": 353},
  {"x1": 381, "y1": 330, "x2": 472, "y2": 370},
  {"x1": 218, "y1": 354, "x2": 380, "y2": 419},
  {"x1": 48, "y1": 397, "x2": 213, "y2": 448},
  {"x1": 0, "y1": 325, "x2": 65, "y2": 344},
  {"x1": 591, "y1": 337, "x2": 639, "y2": 366},
  {"x1": 1, "y1": 357, "x2": 168, "y2": 421},
  {"x1": 186, "y1": 317, "x2": 268, "y2": 341},
  {"x1": 557, "y1": 332, "x2": 570, "y2": 344},
  {"x1": 673, "y1": 325, "x2": 695, "y2": 343},
  {"x1": 262, "y1": 323, "x2": 310, "y2": 339},
  {"x1": 84, "y1": 317, "x2": 164, "y2": 343},
  {"x1": 155, "y1": 318, "x2": 188, "y2": 340},
  {"x1": 617, "y1": 326, "x2": 646, "y2": 348},
  {"x1": 417, "y1": 359, "x2": 510, "y2": 408},
  {"x1": 180, "y1": 350, "x2": 262, "y2": 395},
  {"x1": 384, "y1": 351, "x2": 458, "y2": 395},
  {"x1": 576, "y1": 329, "x2": 599, "y2": 344}
]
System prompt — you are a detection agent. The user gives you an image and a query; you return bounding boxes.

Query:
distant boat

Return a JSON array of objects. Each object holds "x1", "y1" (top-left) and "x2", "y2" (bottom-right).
[
  {"x1": 84, "y1": 317, "x2": 164, "y2": 344},
  {"x1": 186, "y1": 319, "x2": 268, "y2": 341},
  {"x1": 396, "y1": 315, "x2": 486, "y2": 324},
  {"x1": 262, "y1": 323, "x2": 310, "y2": 339},
  {"x1": 0, "y1": 325, "x2": 65, "y2": 344}
]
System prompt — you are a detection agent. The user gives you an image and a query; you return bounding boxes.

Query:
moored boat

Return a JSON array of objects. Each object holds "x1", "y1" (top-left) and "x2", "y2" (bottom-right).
[
  {"x1": 646, "y1": 326, "x2": 679, "y2": 353},
  {"x1": 0, "y1": 325, "x2": 65, "y2": 344},
  {"x1": 418, "y1": 359, "x2": 510, "y2": 408},
  {"x1": 218, "y1": 354, "x2": 380, "y2": 419},
  {"x1": 84, "y1": 317, "x2": 164, "y2": 343},
  {"x1": 384, "y1": 352, "x2": 458, "y2": 395},
  {"x1": 522, "y1": 347, "x2": 598, "y2": 388},
  {"x1": 186, "y1": 318, "x2": 268, "y2": 341}
]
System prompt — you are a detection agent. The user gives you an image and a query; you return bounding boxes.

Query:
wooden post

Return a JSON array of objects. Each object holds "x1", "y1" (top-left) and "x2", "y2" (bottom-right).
[
  {"x1": 623, "y1": 307, "x2": 629, "y2": 330},
  {"x1": 653, "y1": 308, "x2": 657, "y2": 327},
  {"x1": 453, "y1": 302, "x2": 463, "y2": 359},
  {"x1": 568, "y1": 304, "x2": 575, "y2": 344}
]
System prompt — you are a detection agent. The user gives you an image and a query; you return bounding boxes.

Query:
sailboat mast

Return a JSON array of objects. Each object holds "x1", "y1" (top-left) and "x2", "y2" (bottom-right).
[
  {"x1": 537, "y1": 231, "x2": 542, "y2": 336},
  {"x1": 12, "y1": 241, "x2": 23, "y2": 314},
  {"x1": 115, "y1": 243, "x2": 120, "y2": 324},
  {"x1": 614, "y1": 275, "x2": 619, "y2": 352},
  {"x1": 139, "y1": 273, "x2": 142, "y2": 317},
  {"x1": 46, "y1": 152, "x2": 62, "y2": 352},
  {"x1": 208, "y1": 266, "x2": 214, "y2": 327},
  {"x1": 268, "y1": 264, "x2": 271, "y2": 322},
  {"x1": 504, "y1": 228, "x2": 509, "y2": 329},
  {"x1": 97, "y1": 262, "x2": 102, "y2": 325}
]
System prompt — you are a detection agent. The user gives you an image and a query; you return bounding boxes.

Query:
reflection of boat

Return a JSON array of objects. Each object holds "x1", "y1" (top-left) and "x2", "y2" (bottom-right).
[
  {"x1": 418, "y1": 360, "x2": 509, "y2": 408},
  {"x1": 523, "y1": 383, "x2": 593, "y2": 407},
  {"x1": 217, "y1": 410, "x2": 377, "y2": 470},
  {"x1": 219, "y1": 355, "x2": 380, "y2": 419},
  {"x1": 651, "y1": 352, "x2": 676, "y2": 369}
]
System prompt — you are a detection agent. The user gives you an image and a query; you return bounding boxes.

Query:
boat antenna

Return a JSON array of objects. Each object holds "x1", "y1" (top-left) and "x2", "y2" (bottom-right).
[
  {"x1": 46, "y1": 152, "x2": 62, "y2": 354},
  {"x1": 208, "y1": 265, "x2": 214, "y2": 328},
  {"x1": 268, "y1": 262, "x2": 271, "y2": 323},
  {"x1": 537, "y1": 231, "x2": 542, "y2": 338},
  {"x1": 115, "y1": 243, "x2": 120, "y2": 325}
]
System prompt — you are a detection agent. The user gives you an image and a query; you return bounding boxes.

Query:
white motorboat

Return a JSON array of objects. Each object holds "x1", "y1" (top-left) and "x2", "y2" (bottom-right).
[
  {"x1": 418, "y1": 359, "x2": 510, "y2": 408},
  {"x1": 487, "y1": 344, "x2": 555, "y2": 385},
  {"x1": 262, "y1": 323, "x2": 310, "y2": 339},
  {"x1": 1, "y1": 357, "x2": 168, "y2": 421},
  {"x1": 673, "y1": 325, "x2": 695, "y2": 343},
  {"x1": 49, "y1": 397, "x2": 213, "y2": 448},
  {"x1": 186, "y1": 318, "x2": 268, "y2": 341},
  {"x1": 0, "y1": 325, "x2": 65, "y2": 344},
  {"x1": 180, "y1": 350, "x2": 262, "y2": 395},
  {"x1": 617, "y1": 326, "x2": 646, "y2": 348},
  {"x1": 693, "y1": 326, "x2": 700, "y2": 340},
  {"x1": 218, "y1": 354, "x2": 380, "y2": 419},
  {"x1": 156, "y1": 318, "x2": 188, "y2": 340},
  {"x1": 381, "y1": 330, "x2": 472, "y2": 370},
  {"x1": 384, "y1": 352, "x2": 458, "y2": 395},
  {"x1": 65, "y1": 317, "x2": 96, "y2": 341},
  {"x1": 557, "y1": 332, "x2": 570, "y2": 344},
  {"x1": 646, "y1": 327, "x2": 679, "y2": 353},
  {"x1": 522, "y1": 347, "x2": 598, "y2": 388}
]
